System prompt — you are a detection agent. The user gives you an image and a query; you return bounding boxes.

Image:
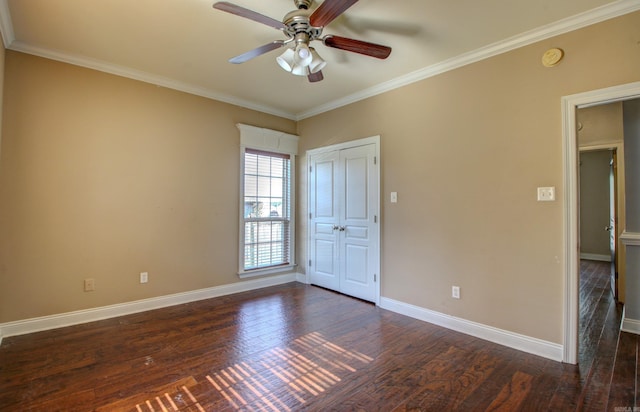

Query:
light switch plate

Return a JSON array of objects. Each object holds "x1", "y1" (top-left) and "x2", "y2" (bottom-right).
[
  {"x1": 390, "y1": 192, "x2": 398, "y2": 203},
  {"x1": 537, "y1": 187, "x2": 555, "y2": 201}
]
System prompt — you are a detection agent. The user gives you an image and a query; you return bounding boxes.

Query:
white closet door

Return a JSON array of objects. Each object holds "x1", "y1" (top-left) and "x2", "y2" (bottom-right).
[
  {"x1": 308, "y1": 150, "x2": 340, "y2": 291},
  {"x1": 308, "y1": 142, "x2": 378, "y2": 303},
  {"x1": 339, "y1": 144, "x2": 377, "y2": 302}
]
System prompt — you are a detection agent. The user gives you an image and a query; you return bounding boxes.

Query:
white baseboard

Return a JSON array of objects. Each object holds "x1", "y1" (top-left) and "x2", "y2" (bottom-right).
[
  {"x1": 579, "y1": 253, "x2": 611, "y2": 262},
  {"x1": 621, "y1": 307, "x2": 640, "y2": 335},
  {"x1": 0, "y1": 273, "x2": 301, "y2": 343},
  {"x1": 379, "y1": 297, "x2": 564, "y2": 362},
  {"x1": 0, "y1": 275, "x2": 567, "y2": 363}
]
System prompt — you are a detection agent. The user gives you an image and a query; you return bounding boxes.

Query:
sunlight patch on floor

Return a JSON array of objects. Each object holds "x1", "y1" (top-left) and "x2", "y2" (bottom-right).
[
  {"x1": 205, "y1": 331, "x2": 374, "y2": 410},
  {"x1": 131, "y1": 331, "x2": 374, "y2": 411}
]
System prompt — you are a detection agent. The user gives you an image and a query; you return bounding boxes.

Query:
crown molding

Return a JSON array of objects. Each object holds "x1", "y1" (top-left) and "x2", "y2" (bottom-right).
[
  {"x1": 1, "y1": 0, "x2": 639, "y2": 121},
  {"x1": 295, "y1": 0, "x2": 640, "y2": 120},
  {"x1": 0, "y1": 0, "x2": 14, "y2": 48}
]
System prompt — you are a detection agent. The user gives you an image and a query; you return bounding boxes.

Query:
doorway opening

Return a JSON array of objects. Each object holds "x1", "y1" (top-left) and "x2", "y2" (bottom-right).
[
  {"x1": 562, "y1": 81, "x2": 640, "y2": 364},
  {"x1": 578, "y1": 144, "x2": 623, "y2": 369},
  {"x1": 579, "y1": 145, "x2": 621, "y2": 300}
]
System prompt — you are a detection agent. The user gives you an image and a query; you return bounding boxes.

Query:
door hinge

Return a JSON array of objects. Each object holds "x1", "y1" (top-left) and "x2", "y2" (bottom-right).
[
  {"x1": 374, "y1": 215, "x2": 377, "y2": 223},
  {"x1": 310, "y1": 165, "x2": 313, "y2": 173},
  {"x1": 309, "y1": 259, "x2": 312, "y2": 267},
  {"x1": 374, "y1": 156, "x2": 377, "y2": 165},
  {"x1": 374, "y1": 274, "x2": 377, "y2": 282},
  {"x1": 309, "y1": 213, "x2": 312, "y2": 219}
]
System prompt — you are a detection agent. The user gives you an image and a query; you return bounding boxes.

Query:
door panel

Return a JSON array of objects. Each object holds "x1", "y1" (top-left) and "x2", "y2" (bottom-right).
[
  {"x1": 345, "y1": 245, "x2": 368, "y2": 283},
  {"x1": 345, "y1": 156, "x2": 368, "y2": 220},
  {"x1": 345, "y1": 226, "x2": 368, "y2": 239},
  {"x1": 314, "y1": 240, "x2": 336, "y2": 275},
  {"x1": 315, "y1": 161, "x2": 336, "y2": 218}
]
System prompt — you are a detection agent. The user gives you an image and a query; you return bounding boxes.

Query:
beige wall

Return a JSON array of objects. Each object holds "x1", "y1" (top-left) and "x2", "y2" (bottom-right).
[
  {"x1": 578, "y1": 103, "x2": 624, "y2": 146},
  {"x1": 296, "y1": 11, "x2": 640, "y2": 344},
  {"x1": 624, "y1": 99, "x2": 640, "y2": 231},
  {"x1": 0, "y1": 51, "x2": 295, "y2": 322},
  {"x1": 623, "y1": 99, "x2": 640, "y2": 321}
]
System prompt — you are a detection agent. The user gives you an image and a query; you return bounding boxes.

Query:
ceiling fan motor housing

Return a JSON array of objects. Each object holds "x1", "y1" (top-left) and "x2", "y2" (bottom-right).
[{"x1": 283, "y1": 9, "x2": 322, "y2": 42}]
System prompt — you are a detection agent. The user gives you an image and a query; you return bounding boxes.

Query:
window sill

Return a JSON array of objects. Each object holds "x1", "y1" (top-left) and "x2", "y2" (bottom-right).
[{"x1": 238, "y1": 264, "x2": 297, "y2": 279}]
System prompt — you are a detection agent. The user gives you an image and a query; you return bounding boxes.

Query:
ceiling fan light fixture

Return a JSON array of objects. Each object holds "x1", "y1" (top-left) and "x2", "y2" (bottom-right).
[
  {"x1": 293, "y1": 43, "x2": 313, "y2": 66},
  {"x1": 308, "y1": 47, "x2": 326, "y2": 73},
  {"x1": 276, "y1": 48, "x2": 296, "y2": 72},
  {"x1": 291, "y1": 63, "x2": 310, "y2": 76}
]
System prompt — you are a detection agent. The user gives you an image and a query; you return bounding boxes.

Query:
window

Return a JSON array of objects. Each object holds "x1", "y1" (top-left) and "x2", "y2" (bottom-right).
[
  {"x1": 242, "y1": 149, "x2": 291, "y2": 271},
  {"x1": 237, "y1": 124, "x2": 298, "y2": 277}
]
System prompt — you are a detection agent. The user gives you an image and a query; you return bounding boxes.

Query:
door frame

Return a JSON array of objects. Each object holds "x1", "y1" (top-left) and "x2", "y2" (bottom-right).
[
  {"x1": 306, "y1": 135, "x2": 381, "y2": 305},
  {"x1": 562, "y1": 81, "x2": 640, "y2": 364}
]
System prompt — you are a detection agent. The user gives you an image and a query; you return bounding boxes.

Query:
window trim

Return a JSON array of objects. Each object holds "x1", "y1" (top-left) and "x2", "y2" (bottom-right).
[{"x1": 237, "y1": 124, "x2": 299, "y2": 278}]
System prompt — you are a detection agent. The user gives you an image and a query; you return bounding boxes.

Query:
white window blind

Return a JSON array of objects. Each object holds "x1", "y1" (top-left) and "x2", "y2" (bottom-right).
[{"x1": 242, "y1": 149, "x2": 291, "y2": 271}]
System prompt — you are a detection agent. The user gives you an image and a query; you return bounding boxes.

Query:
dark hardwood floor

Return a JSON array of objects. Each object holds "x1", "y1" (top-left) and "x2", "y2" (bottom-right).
[{"x1": 0, "y1": 260, "x2": 637, "y2": 411}]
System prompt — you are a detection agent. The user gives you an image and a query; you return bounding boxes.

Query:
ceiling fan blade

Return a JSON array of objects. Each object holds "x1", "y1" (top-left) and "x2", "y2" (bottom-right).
[
  {"x1": 323, "y1": 35, "x2": 391, "y2": 59},
  {"x1": 229, "y1": 40, "x2": 286, "y2": 64},
  {"x1": 310, "y1": 0, "x2": 358, "y2": 27},
  {"x1": 213, "y1": 2, "x2": 286, "y2": 30},
  {"x1": 308, "y1": 71, "x2": 324, "y2": 82}
]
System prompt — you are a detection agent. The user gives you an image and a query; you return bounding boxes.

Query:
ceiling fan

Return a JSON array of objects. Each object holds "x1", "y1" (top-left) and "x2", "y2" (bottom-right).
[{"x1": 212, "y1": 0, "x2": 392, "y2": 82}]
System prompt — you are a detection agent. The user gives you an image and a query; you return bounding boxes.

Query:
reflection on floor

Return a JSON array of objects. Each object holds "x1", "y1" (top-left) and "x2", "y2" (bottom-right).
[{"x1": 193, "y1": 332, "x2": 371, "y2": 411}]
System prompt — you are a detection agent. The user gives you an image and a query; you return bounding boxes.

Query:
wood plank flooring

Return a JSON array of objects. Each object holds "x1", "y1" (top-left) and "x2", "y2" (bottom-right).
[{"x1": 0, "y1": 260, "x2": 637, "y2": 411}]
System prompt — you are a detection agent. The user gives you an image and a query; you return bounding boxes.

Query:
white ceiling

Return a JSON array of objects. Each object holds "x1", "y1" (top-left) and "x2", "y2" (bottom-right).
[{"x1": 1, "y1": 0, "x2": 639, "y2": 120}]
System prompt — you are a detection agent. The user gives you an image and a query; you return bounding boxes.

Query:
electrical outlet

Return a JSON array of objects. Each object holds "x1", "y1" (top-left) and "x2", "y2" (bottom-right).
[
  {"x1": 84, "y1": 278, "x2": 95, "y2": 292},
  {"x1": 537, "y1": 187, "x2": 555, "y2": 201},
  {"x1": 140, "y1": 272, "x2": 148, "y2": 284},
  {"x1": 452, "y1": 286, "x2": 460, "y2": 299}
]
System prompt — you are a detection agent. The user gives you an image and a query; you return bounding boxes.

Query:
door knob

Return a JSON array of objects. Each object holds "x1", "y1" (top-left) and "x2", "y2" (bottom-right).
[
  {"x1": 333, "y1": 225, "x2": 340, "y2": 231},
  {"x1": 605, "y1": 226, "x2": 613, "y2": 232},
  {"x1": 339, "y1": 226, "x2": 346, "y2": 231}
]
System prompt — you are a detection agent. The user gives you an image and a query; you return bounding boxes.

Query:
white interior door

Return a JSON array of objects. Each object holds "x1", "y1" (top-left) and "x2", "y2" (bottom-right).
[
  {"x1": 308, "y1": 140, "x2": 379, "y2": 303},
  {"x1": 308, "y1": 150, "x2": 340, "y2": 291},
  {"x1": 338, "y1": 144, "x2": 377, "y2": 301}
]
